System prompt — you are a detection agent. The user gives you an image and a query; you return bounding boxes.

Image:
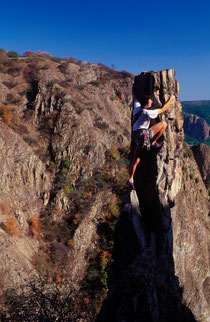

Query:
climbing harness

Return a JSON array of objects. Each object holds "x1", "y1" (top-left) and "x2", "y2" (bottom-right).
[
  {"x1": 141, "y1": 129, "x2": 151, "y2": 150},
  {"x1": 133, "y1": 129, "x2": 151, "y2": 151}
]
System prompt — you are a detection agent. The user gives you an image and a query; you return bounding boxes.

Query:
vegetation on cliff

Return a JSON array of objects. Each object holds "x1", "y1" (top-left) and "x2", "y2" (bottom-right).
[{"x1": 0, "y1": 48, "x2": 133, "y2": 320}]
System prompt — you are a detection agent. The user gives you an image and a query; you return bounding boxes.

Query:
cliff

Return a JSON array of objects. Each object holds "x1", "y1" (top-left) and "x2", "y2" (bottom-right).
[
  {"x1": 99, "y1": 70, "x2": 209, "y2": 322},
  {"x1": 183, "y1": 113, "x2": 209, "y2": 140},
  {"x1": 192, "y1": 143, "x2": 210, "y2": 189},
  {"x1": 0, "y1": 56, "x2": 209, "y2": 321},
  {"x1": 0, "y1": 57, "x2": 133, "y2": 305}
]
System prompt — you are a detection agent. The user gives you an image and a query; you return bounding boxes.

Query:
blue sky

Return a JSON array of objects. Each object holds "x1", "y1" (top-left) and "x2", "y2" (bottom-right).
[{"x1": 0, "y1": 0, "x2": 210, "y2": 100}]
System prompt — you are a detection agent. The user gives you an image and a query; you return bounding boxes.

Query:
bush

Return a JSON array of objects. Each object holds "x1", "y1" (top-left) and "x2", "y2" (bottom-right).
[
  {"x1": 53, "y1": 171, "x2": 72, "y2": 195},
  {"x1": 182, "y1": 165, "x2": 187, "y2": 173},
  {"x1": 48, "y1": 161, "x2": 55, "y2": 172},
  {"x1": 195, "y1": 177, "x2": 199, "y2": 183},
  {"x1": 189, "y1": 173, "x2": 194, "y2": 180},
  {"x1": 51, "y1": 56, "x2": 62, "y2": 63},
  {"x1": 30, "y1": 214, "x2": 41, "y2": 237},
  {"x1": 109, "y1": 204, "x2": 119, "y2": 218},
  {"x1": 63, "y1": 158, "x2": 70, "y2": 168},
  {"x1": 64, "y1": 185, "x2": 71, "y2": 194},
  {"x1": 108, "y1": 146, "x2": 120, "y2": 160},
  {"x1": 3, "y1": 217, "x2": 19, "y2": 236},
  {"x1": 110, "y1": 95, "x2": 116, "y2": 101},
  {"x1": 0, "y1": 104, "x2": 13, "y2": 125},
  {"x1": 7, "y1": 51, "x2": 19, "y2": 58}
]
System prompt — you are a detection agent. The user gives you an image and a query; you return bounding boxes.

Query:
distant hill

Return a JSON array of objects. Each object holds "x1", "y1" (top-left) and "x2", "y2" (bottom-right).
[
  {"x1": 181, "y1": 100, "x2": 210, "y2": 146},
  {"x1": 181, "y1": 100, "x2": 210, "y2": 125}
]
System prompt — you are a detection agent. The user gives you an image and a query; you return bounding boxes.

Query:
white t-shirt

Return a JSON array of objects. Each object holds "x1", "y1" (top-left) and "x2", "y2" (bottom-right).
[{"x1": 132, "y1": 99, "x2": 158, "y2": 131}]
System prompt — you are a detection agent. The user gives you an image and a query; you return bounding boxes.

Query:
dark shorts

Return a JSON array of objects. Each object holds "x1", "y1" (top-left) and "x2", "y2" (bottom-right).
[{"x1": 133, "y1": 129, "x2": 154, "y2": 148}]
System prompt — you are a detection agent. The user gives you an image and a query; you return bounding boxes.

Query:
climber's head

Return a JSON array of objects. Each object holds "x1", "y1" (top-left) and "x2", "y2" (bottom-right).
[{"x1": 140, "y1": 96, "x2": 153, "y2": 109}]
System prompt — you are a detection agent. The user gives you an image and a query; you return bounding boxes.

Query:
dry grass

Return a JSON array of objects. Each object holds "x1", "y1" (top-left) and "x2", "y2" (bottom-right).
[
  {"x1": 0, "y1": 104, "x2": 13, "y2": 125},
  {"x1": 3, "y1": 217, "x2": 19, "y2": 236},
  {"x1": 30, "y1": 214, "x2": 41, "y2": 237},
  {"x1": 0, "y1": 201, "x2": 11, "y2": 215}
]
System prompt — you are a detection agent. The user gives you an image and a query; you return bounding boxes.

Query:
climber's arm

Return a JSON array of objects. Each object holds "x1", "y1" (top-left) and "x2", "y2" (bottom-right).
[{"x1": 156, "y1": 94, "x2": 176, "y2": 115}]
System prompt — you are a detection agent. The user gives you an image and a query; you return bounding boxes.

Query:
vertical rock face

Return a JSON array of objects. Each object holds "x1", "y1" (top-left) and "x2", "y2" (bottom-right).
[{"x1": 99, "y1": 70, "x2": 209, "y2": 322}]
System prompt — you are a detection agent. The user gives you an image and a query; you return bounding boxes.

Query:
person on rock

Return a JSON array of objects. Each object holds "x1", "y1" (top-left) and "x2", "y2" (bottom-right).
[{"x1": 128, "y1": 93, "x2": 176, "y2": 189}]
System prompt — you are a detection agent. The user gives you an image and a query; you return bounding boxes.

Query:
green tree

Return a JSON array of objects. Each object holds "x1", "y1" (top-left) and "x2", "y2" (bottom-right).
[{"x1": 7, "y1": 51, "x2": 19, "y2": 58}]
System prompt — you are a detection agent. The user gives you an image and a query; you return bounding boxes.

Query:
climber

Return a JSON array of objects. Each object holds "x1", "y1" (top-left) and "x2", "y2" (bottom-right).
[{"x1": 128, "y1": 93, "x2": 176, "y2": 189}]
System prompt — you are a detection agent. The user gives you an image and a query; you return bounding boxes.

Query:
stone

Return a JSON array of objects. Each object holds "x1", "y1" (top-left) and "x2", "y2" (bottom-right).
[{"x1": 99, "y1": 69, "x2": 209, "y2": 322}]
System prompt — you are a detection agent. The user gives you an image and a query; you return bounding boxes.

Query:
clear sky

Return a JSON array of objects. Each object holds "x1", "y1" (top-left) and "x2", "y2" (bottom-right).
[{"x1": 0, "y1": 0, "x2": 209, "y2": 101}]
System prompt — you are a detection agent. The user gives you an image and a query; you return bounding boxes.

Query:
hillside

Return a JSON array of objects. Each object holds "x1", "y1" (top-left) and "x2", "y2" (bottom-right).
[
  {"x1": 182, "y1": 100, "x2": 210, "y2": 125},
  {"x1": 0, "y1": 52, "x2": 209, "y2": 321},
  {"x1": 181, "y1": 100, "x2": 210, "y2": 146},
  {"x1": 0, "y1": 52, "x2": 134, "y2": 319}
]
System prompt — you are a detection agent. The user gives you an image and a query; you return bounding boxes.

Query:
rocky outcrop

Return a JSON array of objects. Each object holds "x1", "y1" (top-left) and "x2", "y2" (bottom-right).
[
  {"x1": 99, "y1": 69, "x2": 209, "y2": 322},
  {"x1": 184, "y1": 113, "x2": 209, "y2": 140}
]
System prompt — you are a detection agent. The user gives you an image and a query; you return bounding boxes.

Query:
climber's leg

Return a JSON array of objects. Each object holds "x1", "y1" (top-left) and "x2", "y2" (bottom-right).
[
  {"x1": 129, "y1": 147, "x2": 141, "y2": 186},
  {"x1": 150, "y1": 121, "x2": 167, "y2": 144}
]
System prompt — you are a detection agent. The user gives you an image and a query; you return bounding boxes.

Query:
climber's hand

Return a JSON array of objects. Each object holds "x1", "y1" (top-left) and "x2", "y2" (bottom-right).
[{"x1": 169, "y1": 94, "x2": 176, "y2": 102}]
